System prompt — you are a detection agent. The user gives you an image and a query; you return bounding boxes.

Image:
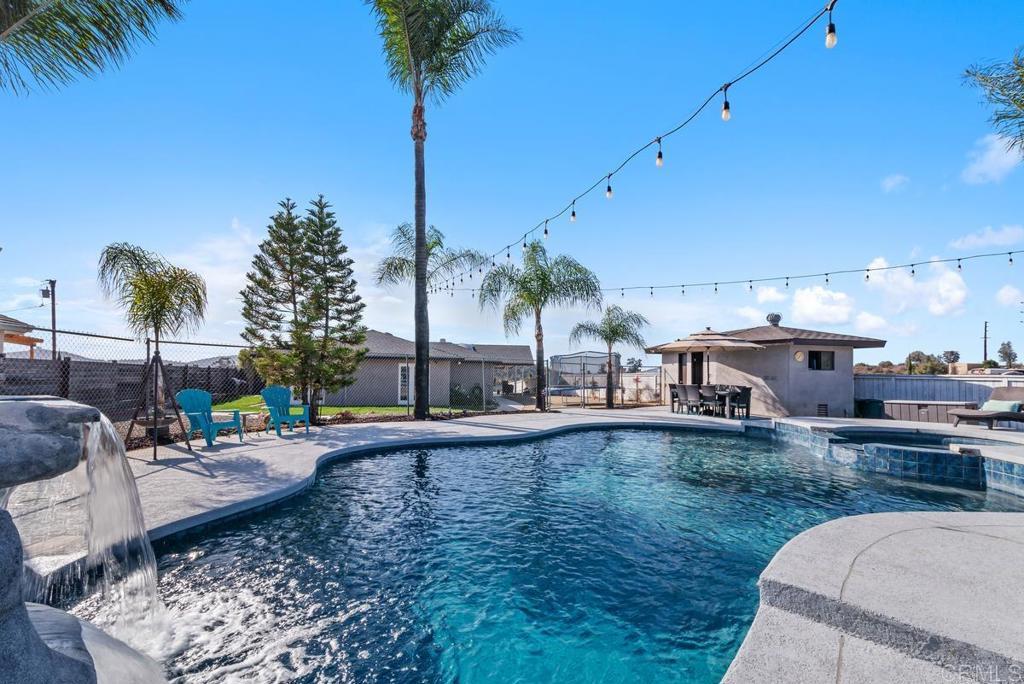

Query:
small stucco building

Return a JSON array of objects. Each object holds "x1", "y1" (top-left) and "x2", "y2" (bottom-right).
[
  {"x1": 656, "y1": 314, "x2": 885, "y2": 418},
  {"x1": 322, "y1": 330, "x2": 533, "y2": 408}
]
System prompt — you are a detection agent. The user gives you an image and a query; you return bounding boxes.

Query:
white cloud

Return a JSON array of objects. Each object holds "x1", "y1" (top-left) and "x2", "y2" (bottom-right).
[
  {"x1": 996, "y1": 285, "x2": 1022, "y2": 307},
  {"x1": 949, "y1": 225, "x2": 1024, "y2": 250},
  {"x1": 755, "y1": 286, "x2": 787, "y2": 304},
  {"x1": 880, "y1": 173, "x2": 909, "y2": 193},
  {"x1": 866, "y1": 257, "x2": 967, "y2": 316},
  {"x1": 961, "y1": 134, "x2": 1022, "y2": 185},
  {"x1": 854, "y1": 311, "x2": 887, "y2": 333},
  {"x1": 791, "y1": 286, "x2": 854, "y2": 325},
  {"x1": 735, "y1": 306, "x2": 765, "y2": 326}
]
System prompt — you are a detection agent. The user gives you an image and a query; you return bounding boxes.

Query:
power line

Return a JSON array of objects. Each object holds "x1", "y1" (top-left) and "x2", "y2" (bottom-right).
[{"x1": 435, "y1": 0, "x2": 841, "y2": 292}]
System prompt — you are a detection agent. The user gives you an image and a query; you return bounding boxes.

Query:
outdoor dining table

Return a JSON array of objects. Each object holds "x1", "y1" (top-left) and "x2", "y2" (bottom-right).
[{"x1": 715, "y1": 386, "x2": 741, "y2": 419}]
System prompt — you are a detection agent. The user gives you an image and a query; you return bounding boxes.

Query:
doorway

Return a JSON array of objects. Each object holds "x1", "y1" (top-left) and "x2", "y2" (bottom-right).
[{"x1": 690, "y1": 352, "x2": 704, "y2": 386}]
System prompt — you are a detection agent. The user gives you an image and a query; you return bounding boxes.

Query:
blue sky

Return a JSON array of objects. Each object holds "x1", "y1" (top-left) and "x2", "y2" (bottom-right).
[{"x1": 2, "y1": 0, "x2": 1023, "y2": 364}]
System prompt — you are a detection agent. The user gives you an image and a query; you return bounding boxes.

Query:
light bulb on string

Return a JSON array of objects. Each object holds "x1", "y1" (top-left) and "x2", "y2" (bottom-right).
[
  {"x1": 785, "y1": 277, "x2": 789, "y2": 288},
  {"x1": 865, "y1": 270, "x2": 870, "y2": 282},
  {"x1": 957, "y1": 259, "x2": 962, "y2": 272},
  {"x1": 650, "y1": 287, "x2": 654, "y2": 298},
  {"x1": 681, "y1": 286, "x2": 685, "y2": 296},
  {"x1": 605, "y1": 175, "x2": 613, "y2": 199},
  {"x1": 910, "y1": 265, "x2": 915, "y2": 277},
  {"x1": 655, "y1": 138, "x2": 663, "y2": 167},
  {"x1": 825, "y1": 2, "x2": 837, "y2": 49},
  {"x1": 825, "y1": 273, "x2": 830, "y2": 286},
  {"x1": 543, "y1": 220, "x2": 549, "y2": 240},
  {"x1": 1010, "y1": 253, "x2": 1015, "y2": 266},
  {"x1": 506, "y1": 247, "x2": 511, "y2": 262},
  {"x1": 714, "y1": 283, "x2": 719, "y2": 294},
  {"x1": 570, "y1": 202, "x2": 576, "y2": 222},
  {"x1": 748, "y1": 281, "x2": 753, "y2": 292},
  {"x1": 721, "y1": 84, "x2": 731, "y2": 122},
  {"x1": 621, "y1": 288, "x2": 624, "y2": 298}
]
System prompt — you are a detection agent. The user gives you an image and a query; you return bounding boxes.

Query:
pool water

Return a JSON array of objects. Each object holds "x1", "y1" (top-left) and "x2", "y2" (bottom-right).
[{"x1": 92, "y1": 429, "x2": 1024, "y2": 682}]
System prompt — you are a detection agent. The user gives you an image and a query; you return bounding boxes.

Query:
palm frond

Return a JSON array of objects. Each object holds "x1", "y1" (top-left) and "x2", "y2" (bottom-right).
[
  {"x1": 568, "y1": 320, "x2": 602, "y2": 348},
  {"x1": 966, "y1": 49, "x2": 1024, "y2": 153},
  {"x1": 1, "y1": 0, "x2": 185, "y2": 95}
]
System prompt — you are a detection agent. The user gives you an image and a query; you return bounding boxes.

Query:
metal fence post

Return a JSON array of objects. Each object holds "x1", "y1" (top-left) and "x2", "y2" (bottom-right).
[{"x1": 481, "y1": 358, "x2": 486, "y2": 413}]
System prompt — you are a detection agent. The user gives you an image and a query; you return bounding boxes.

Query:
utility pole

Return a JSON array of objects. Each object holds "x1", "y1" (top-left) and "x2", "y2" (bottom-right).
[
  {"x1": 41, "y1": 279, "x2": 57, "y2": 359},
  {"x1": 983, "y1": 321, "x2": 989, "y2": 362}
]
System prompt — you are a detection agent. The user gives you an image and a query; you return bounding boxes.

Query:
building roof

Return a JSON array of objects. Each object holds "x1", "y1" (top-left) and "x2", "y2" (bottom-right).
[
  {"x1": 0, "y1": 314, "x2": 33, "y2": 334},
  {"x1": 362, "y1": 330, "x2": 459, "y2": 360},
  {"x1": 362, "y1": 330, "x2": 533, "y2": 364},
  {"x1": 722, "y1": 314, "x2": 886, "y2": 349},
  {"x1": 435, "y1": 339, "x2": 534, "y2": 365}
]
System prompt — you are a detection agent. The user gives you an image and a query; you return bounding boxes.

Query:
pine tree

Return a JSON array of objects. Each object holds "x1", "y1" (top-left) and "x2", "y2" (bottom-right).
[
  {"x1": 240, "y1": 199, "x2": 312, "y2": 401},
  {"x1": 301, "y1": 195, "x2": 367, "y2": 422}
]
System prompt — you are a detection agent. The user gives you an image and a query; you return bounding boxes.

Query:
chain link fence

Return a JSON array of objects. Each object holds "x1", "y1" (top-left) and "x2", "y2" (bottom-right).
[{"x1": 544, "y1": 354, "x2": 663, "y2": 408}]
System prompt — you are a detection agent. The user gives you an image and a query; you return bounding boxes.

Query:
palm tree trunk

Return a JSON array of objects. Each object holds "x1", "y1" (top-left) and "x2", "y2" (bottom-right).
[
  {"x1": 606, "y1": 343, "x2": 614, "y2": 409},
  {"x1": 412, "y1": 100, "x2": 430, "y2": 420},
  {"x1": 534, "y1": 307, "x2": 545, "y2": 411}
]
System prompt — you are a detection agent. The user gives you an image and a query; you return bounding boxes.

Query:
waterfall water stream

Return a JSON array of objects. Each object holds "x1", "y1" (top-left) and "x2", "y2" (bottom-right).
[{"x1": 3, "y1": 414, "x2": 168, "y2": 656}]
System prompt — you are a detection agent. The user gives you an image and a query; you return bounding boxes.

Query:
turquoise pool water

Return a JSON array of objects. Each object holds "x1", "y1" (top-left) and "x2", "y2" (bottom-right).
[{"x1": 145, "y1": 429, "x2": 1023, "y2": 682}]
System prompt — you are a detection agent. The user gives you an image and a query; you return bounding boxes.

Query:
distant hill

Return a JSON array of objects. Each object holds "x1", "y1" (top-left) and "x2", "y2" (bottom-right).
[
  {"x1": 4, "y1": 349, "x2": 97, "y2": 361},
  {"x1": 4, "y1": 350, "x2": 238, "y2": 368}
]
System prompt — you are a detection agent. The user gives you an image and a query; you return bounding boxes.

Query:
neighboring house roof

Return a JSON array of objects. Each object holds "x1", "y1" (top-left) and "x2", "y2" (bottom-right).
[
  {"x1": 433, "y1": 339, "x2": 534, "y2": 365},
  {"x1": 362, "y1": 330, "x2": 460, "y2": 360},
  {"x1": 0, "y1": 314, "x2": 33, "y2": 334},
  {"x1": 723, "y1": 315, "x2": 886, "y2": 349}
]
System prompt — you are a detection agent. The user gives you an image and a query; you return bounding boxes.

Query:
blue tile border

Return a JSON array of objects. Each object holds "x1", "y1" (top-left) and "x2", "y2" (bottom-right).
[{"x1": 752, "y1": 421, "x2": 1022, "y2": 495}]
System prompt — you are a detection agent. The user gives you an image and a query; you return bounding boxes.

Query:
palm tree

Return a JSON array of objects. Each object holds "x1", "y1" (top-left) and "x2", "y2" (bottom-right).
[
  {"x1": 1, "y1": 0, "x2": 184, "y2": 95},
  {"x1": 569, "y1": 305, "x2": 649, "y2": 409},
  {"x1": 478, "y1": 241, "x2": 601, "y2": 411},
  {"x1": 98, "y1": 242, "x2": 207, "y2": 352},
  {"x1": 375, "y1": 222, "x2": 486, "y2": 293},
  {"x1": 368, "y1": 0, "x2": 519, "y2": 419},
  {"x1": 966, "y1": 49, "x2": 1024, "y2": 152}
]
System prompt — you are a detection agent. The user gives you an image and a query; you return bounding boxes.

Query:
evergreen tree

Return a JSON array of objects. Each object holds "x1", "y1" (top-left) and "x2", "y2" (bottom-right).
[
  {"x1": 240, "y1": 199, "x2": 312, "y2": 401},
  {"x1": 301, "y1": 195, "x2": 367, "y2": 422}
]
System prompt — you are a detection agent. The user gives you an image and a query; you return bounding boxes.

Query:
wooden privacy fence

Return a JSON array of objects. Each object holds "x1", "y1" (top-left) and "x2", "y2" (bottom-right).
[{"x1": 854, "y1": 374, "x2": 1024, "y2": 405}]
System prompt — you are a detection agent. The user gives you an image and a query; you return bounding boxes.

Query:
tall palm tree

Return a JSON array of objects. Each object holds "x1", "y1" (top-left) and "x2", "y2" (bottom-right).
[
  {"x1": 1, "y1": 0, "x2": 184, "y2": 95},
  {"x1": 98, "y1": 242, "x2": 207, "y2": 351},
  {"x1": 479, "y1": 241, "x2": 601, "y2": 411},
  {"x1": 375, "y1": 222, "x2": 486, "y2": 293},
  {"x1": 569, "y1": 305, "x2": 649, "y2": 409},
  {"x1": 368, "y1": 0, "x2": 519, "y2": 419}
]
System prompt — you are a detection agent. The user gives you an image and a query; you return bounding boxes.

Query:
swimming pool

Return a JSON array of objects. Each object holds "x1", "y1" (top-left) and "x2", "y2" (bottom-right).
[{"x1": 83, "y1": 429, "x2": 1024, "y2": 682}]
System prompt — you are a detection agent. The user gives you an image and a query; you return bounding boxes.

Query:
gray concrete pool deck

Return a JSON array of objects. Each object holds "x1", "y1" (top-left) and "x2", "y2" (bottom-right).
[{"x1": 124, "y1": 408, "x2": 1024, "y2": 683}]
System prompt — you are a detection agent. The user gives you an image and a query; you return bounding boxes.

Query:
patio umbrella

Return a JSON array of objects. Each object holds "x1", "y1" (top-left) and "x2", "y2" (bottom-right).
[{"x1": 646, "y1": 328, "x2": 764, "y2": 385}]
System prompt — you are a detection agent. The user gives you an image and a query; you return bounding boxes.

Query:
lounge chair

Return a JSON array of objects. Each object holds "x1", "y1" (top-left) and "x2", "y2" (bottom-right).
[
  {"x1": 948, "y1": 387, "x2": 1024, "y2": 429},
  {"x1": 261, "y1": 385, "x2": 310, "y2": 436},
  {"x1": 175, "y1": 389, "x2": 244, "y2": 447}
]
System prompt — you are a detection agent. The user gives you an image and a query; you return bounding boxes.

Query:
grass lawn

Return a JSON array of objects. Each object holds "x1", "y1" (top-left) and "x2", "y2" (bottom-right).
[{"x1": 212, "y1": 394, "x2": 426, "y2": 416}]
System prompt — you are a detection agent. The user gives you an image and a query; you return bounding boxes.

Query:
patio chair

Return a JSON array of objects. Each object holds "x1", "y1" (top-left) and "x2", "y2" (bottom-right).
[
  {"x1": 699, "y1": 386, "x2": 724, "y2": 416},
  {"x1": 683, "y1": 384, "x2": 702, "y2": 414},
  {"x1": 669, "y1": 384, "x2": 680, "y2": 413},
  {"x1": 732, "y1": 386, "x2": 752, "y2": 419},
  {"x1": 261, "y1": 385, "x2": 310, "y2": 436},
  {"x1": 175, "y1": 389, "x2": 244, "y2": 447}
]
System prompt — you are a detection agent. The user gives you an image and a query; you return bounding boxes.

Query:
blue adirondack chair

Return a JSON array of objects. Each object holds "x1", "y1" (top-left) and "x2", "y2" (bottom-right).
[
  {"x1": 175, "y1": 389, "x2": 244, "y2": 447},
  {"x1": 261, "y1": 385, "x2": 310, "y2": 436}
]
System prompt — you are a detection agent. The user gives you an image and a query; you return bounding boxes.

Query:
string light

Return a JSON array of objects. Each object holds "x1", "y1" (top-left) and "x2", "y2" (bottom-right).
[
  {"x1": 506, "y1": 247, "x2": 511, "y2": 262},
  {"x1": 650, "y1": 286, "x2": 654, "y2": 298},
  {"x1": 825, "y1": 0, "x2": 838, "y2": 49},
  {"x1": 681, "y1": 286, "x2": 685, "y2": 296},
  {"x1": 748, "y1": 281, "x2": 753, "y2": 291},
  {"x1": 434, "y1": 1, "x2": 844, "y2": 287},
  {"x1": 825, "y1": 273, "x2": 830, "y2": 286},
  {"x1": 1010, "y1": 253, "x2": 1015, "y2": 266},
  {"x1": 714, "y1": 282, "x2": 719, "y2": 294},
  {"x1": 957, "y1": 259, "x2": 962, "y2": 272},
  {"x1": 621, "y1": 288, "x2": 624, "y2": 298},
  {"x1": 785, "y1": 277, "x2": 789, "y2": 288},
  {"x1": 543, "y1": 220, "x2": 549, "y2": 240},
  {"x1": 865, "y1": 270, "x2": 870, "y2": 281},
  {"x1": 910, "y1": 264, "x2": 915, "y2": 277}
]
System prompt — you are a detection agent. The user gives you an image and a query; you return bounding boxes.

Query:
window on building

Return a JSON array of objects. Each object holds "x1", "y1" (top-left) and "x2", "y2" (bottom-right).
[{"x1": 808, "y1": 350, "x2": 835, "y2": 371}]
